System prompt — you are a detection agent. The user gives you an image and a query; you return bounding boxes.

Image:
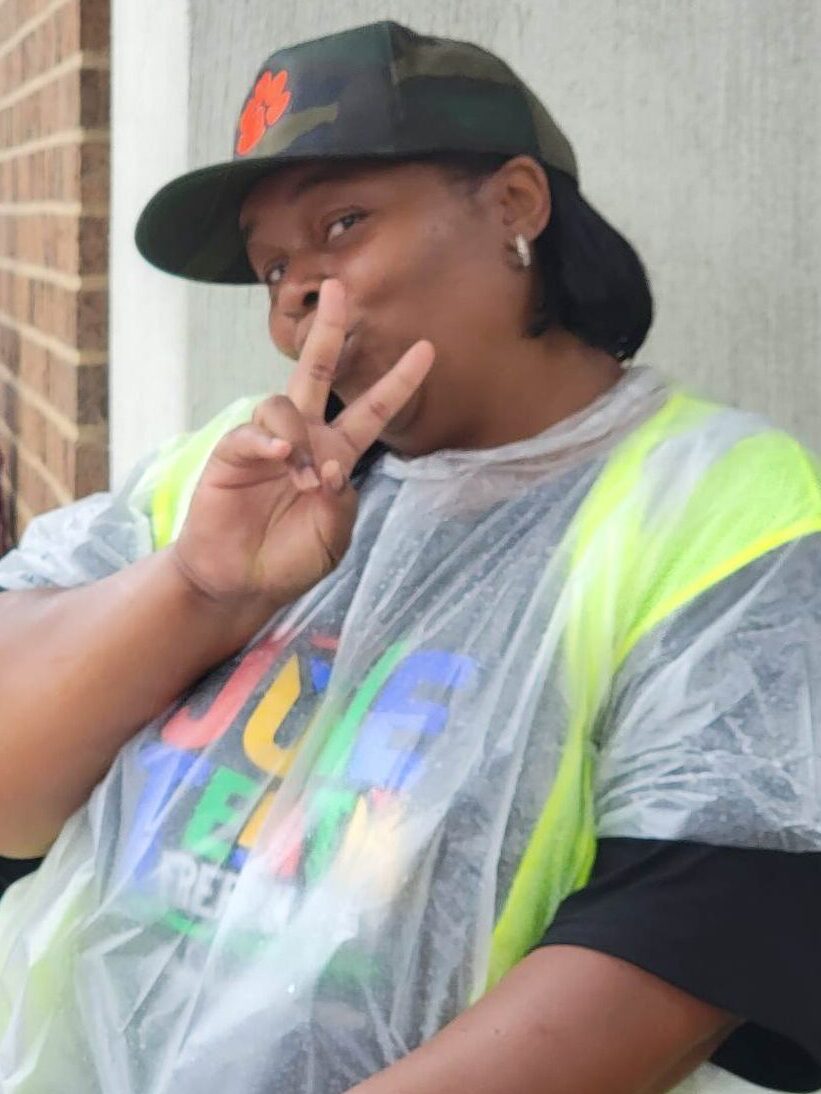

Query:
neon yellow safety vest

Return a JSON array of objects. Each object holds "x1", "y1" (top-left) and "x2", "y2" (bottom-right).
[{"x1": 133, "y1": 388, "x2": 821, "y2": 999}]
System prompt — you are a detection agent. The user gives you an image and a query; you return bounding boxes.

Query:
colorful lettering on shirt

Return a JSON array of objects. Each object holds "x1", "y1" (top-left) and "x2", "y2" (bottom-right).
[
  {"x1": 305, "y1": 786, "x2": 360, "y2": 881},
  {"x1": 303, "y1": 650, "x2": 477, "y2": 879},
  {"x1": 346, "y1": 650, "x2": 477, "y2": 790},
  {"x1": 333, "y1": 793, "x2": 404, "y2": 901},
  {"x1": 122, "y1": 740, "x2": 212, "y2": 882},
  {"x1": 237, "y1": 791, "x2": 275, "y2": 851},
  {"x1": 133, "y1": 638, "x2": 480, "y2": 948},
  {"x1": 256, "y1": 801, "x2": 305, "y2": 878},
  {"x1": 158, "y1": 850, "x2": 237, "y2": 919},
  {"x1": 242, "y1": 653, "x2": 302, "y2": 776},
  {"x1": 162, "y1": 631, "x2": 292, "y2": 749},
  {"x1": 181, "y1": 765, "x2": 258, "y2": 864}
]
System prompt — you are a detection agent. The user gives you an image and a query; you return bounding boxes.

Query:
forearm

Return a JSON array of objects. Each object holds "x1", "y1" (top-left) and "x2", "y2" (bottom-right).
[
  {"x1": 0, "y1": 550, "x2": 283, "y2": 857},
  {"x1": 348, "y1": 947, "x2": 738, "y2": 1094}
]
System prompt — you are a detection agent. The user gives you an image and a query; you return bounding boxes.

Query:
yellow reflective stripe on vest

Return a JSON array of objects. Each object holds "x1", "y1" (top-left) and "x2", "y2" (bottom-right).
[
  {"x1": 486, "y1": 393, "x2": 717, "y2": 988},
  {"x1": 487, "y1": 393, "x2": 821, "y2": 990},
  {"x1": 617, "y1": 427, "x2": 821, "y2": 664},
  {"x1": 144, "y1": 395, "x2": 264, "y2": 548}
]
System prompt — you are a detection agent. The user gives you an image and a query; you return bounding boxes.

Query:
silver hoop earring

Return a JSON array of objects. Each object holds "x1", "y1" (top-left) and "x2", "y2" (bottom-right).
[{"x1": 514, "y1": 233, "x2": 531, "y2": 269}]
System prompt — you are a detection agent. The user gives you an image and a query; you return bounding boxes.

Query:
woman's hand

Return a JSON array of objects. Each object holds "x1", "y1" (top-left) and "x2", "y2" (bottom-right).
[{"x1": 172, "y1": 279, "x2": 434, "y2": 607}]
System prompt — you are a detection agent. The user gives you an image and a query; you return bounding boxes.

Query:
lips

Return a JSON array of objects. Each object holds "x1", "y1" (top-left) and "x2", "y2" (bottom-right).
[{"x1": 293, "y1": 316, "x2": 356, "y2": 359}]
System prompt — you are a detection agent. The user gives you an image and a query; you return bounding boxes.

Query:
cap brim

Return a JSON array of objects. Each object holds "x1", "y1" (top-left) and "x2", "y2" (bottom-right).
[
  {"x1": 135, "y1": 157, "x2": 294, "y2": 284},
  {"x1": 135, "y1": 150, "x2": 567, "y2": 285},
  {"x1": 136, "y1": 150, "x2": 424, "y2": 284}
]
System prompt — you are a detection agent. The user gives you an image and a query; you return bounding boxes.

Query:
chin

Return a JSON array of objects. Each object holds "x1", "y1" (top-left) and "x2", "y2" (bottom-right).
[
  {"x1": 333, "y1": 333, "x2": 430, "y2": 437},
  {"x1": 332, "y1": 333, "x2": 374, "y2": 398},
  {"x1": 380, "y1": 395, "x2": 435, "y2": 456},
  {"x1": 333, "y1": 351, "x2": 387, "y2": 404}
]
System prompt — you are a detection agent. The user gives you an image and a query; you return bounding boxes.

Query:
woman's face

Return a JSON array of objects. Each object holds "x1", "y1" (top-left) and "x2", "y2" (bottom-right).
[{"x1": 239, "y1": 158, "x2": 543, "y2": 454}]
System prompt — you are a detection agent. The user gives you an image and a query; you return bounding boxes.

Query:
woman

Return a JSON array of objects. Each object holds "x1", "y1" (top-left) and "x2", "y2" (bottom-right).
[{"x1": 0, "y1": 21, "x2": 818, "y2": 1094}]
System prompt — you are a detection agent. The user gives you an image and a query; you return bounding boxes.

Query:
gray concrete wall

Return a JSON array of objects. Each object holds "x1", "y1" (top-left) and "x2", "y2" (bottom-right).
[{"x1": 111, "y1": 0, "x2": 821, "y2": 481}]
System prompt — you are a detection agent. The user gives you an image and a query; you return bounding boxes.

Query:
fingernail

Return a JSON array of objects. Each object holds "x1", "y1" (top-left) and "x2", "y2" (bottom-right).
[{"x1": 296, "y1": 467, "x2": 320, "y2": 490}]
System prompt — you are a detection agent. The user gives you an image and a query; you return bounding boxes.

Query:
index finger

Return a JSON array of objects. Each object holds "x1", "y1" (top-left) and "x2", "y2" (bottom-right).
[
  {"x1": 333, "y1": 340, "x2": 435, "y2": 461},
  {"x1": 286, "y1": 279, "x2": 346, "y2": 418}
]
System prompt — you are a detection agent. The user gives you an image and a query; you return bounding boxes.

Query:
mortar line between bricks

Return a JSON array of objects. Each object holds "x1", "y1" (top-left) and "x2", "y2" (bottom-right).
[
  {"x1": 0, "y1": 359, "x2": 108, "y2": 444},
  {"x1": 0, "y1": 125, "x2": 109, "y2": 163},
  {"x1": 0, "y1": 0, "x2": 72, "y2": 66},
  {"x1": 0, "y1": 200, "x2": 108, "y2": 216},
  {"x1": 0, "y1": 356, "x2": 78, "y2": 441},
  {"x1": 0, "y1": 49, "x2": 109, "y2": 113},
  {"x1": 0, "y1": 256, "x2": 108, "y2": 291},
  {"x1": 0, "y1": 416, "x2": 74, "y2": 505},
  {"x1": 0, "y1": 309, "x2": 107, "y2": 365}
]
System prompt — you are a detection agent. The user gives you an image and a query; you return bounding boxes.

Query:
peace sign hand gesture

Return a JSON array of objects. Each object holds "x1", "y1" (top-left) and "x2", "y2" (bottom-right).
[{"x1": 172, "y1": 280, "x2": 434, "y2": 609}]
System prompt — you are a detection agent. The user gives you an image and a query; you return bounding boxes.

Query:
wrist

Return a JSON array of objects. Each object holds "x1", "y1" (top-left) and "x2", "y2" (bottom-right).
[{"x1": 158, "y1": 547, "x2": 285, "y2": 644}]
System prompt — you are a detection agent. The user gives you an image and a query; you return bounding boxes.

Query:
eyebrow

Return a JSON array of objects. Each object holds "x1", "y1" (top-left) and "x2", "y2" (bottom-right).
[{"x1": 240, "y1": 160, "x2": 385, "y2": 245}]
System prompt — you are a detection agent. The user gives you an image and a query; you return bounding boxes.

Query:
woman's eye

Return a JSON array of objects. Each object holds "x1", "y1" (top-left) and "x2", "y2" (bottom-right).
[{"x1": 326, "y1": 212, "x2": 364, "y2": 242}]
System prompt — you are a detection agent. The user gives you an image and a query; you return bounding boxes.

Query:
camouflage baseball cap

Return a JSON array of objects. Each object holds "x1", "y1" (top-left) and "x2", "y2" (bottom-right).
[{"x1": 135, "y1": 20, "x2": 578, "y2": 283}]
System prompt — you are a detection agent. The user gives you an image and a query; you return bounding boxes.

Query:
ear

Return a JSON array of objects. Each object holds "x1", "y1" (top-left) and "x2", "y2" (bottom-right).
[{"x1": 489, "y1": 155, "x2": 552, "y2": 244}]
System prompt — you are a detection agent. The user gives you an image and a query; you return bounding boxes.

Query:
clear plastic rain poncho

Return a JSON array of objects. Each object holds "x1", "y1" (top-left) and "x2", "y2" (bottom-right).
[{"x1": 0, "y1": 366, "x2": 820, "y2": 1094}]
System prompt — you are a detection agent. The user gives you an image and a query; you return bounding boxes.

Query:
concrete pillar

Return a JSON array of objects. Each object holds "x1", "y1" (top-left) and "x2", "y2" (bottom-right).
[{"x1": 109, "y1": 0, "x2": 191, "y2": 487}]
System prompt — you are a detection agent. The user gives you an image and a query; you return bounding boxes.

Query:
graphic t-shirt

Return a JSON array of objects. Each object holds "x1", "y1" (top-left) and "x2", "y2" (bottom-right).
[{"x1": 1, "y1": 367, "x2": 820, "y2": 1094}]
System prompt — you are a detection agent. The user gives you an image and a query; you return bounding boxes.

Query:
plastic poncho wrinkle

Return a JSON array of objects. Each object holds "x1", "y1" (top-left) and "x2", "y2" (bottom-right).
[{"x1": 596, "y1": 535, "x2": 821, "y2": 852}]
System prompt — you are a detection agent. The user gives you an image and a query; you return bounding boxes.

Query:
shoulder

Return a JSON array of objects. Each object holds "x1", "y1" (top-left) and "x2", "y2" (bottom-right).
[
  {"x1": 623, "y1": 389, "x2": 819, "y2": 512},
  {"x1": 586, "y1": 389, "x2": 821, "y2": 664}
]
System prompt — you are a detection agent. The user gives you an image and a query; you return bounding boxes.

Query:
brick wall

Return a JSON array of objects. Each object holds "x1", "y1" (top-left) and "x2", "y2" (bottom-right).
[{"x1": 0, "y1": 0, "x2": 109, "y2": 548}]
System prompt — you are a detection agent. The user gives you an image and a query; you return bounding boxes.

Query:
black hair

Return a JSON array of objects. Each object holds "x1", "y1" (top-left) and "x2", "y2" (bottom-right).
[
  {"x1": 436, "y1": 152, "x2": 654, "y2": 358},
  {"x1": 325, "y1": 151, "x2": 654, "y2": 478}
]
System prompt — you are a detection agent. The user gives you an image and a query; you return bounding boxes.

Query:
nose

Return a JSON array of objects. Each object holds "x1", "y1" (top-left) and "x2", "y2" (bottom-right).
[
  {"x1": 268, "y1": 254, "x2": 338, "y2": 359},
  {"x1": 277, "y1": 259, "x2": 323, "y2": 321}
]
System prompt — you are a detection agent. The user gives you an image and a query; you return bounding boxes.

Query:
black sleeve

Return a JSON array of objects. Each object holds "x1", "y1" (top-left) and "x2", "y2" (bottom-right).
[
  {"x1": 0, "y1": 856, "x2": 42, "y2": 896},
  {"x1": 537, "y1": 837, "x2": 821, "y2": 1093}
]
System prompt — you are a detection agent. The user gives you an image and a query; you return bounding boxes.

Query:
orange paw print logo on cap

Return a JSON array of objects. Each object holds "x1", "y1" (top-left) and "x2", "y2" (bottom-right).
[{"x1": 236, "y1": 70, "x2": 292, "y2": 156}]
